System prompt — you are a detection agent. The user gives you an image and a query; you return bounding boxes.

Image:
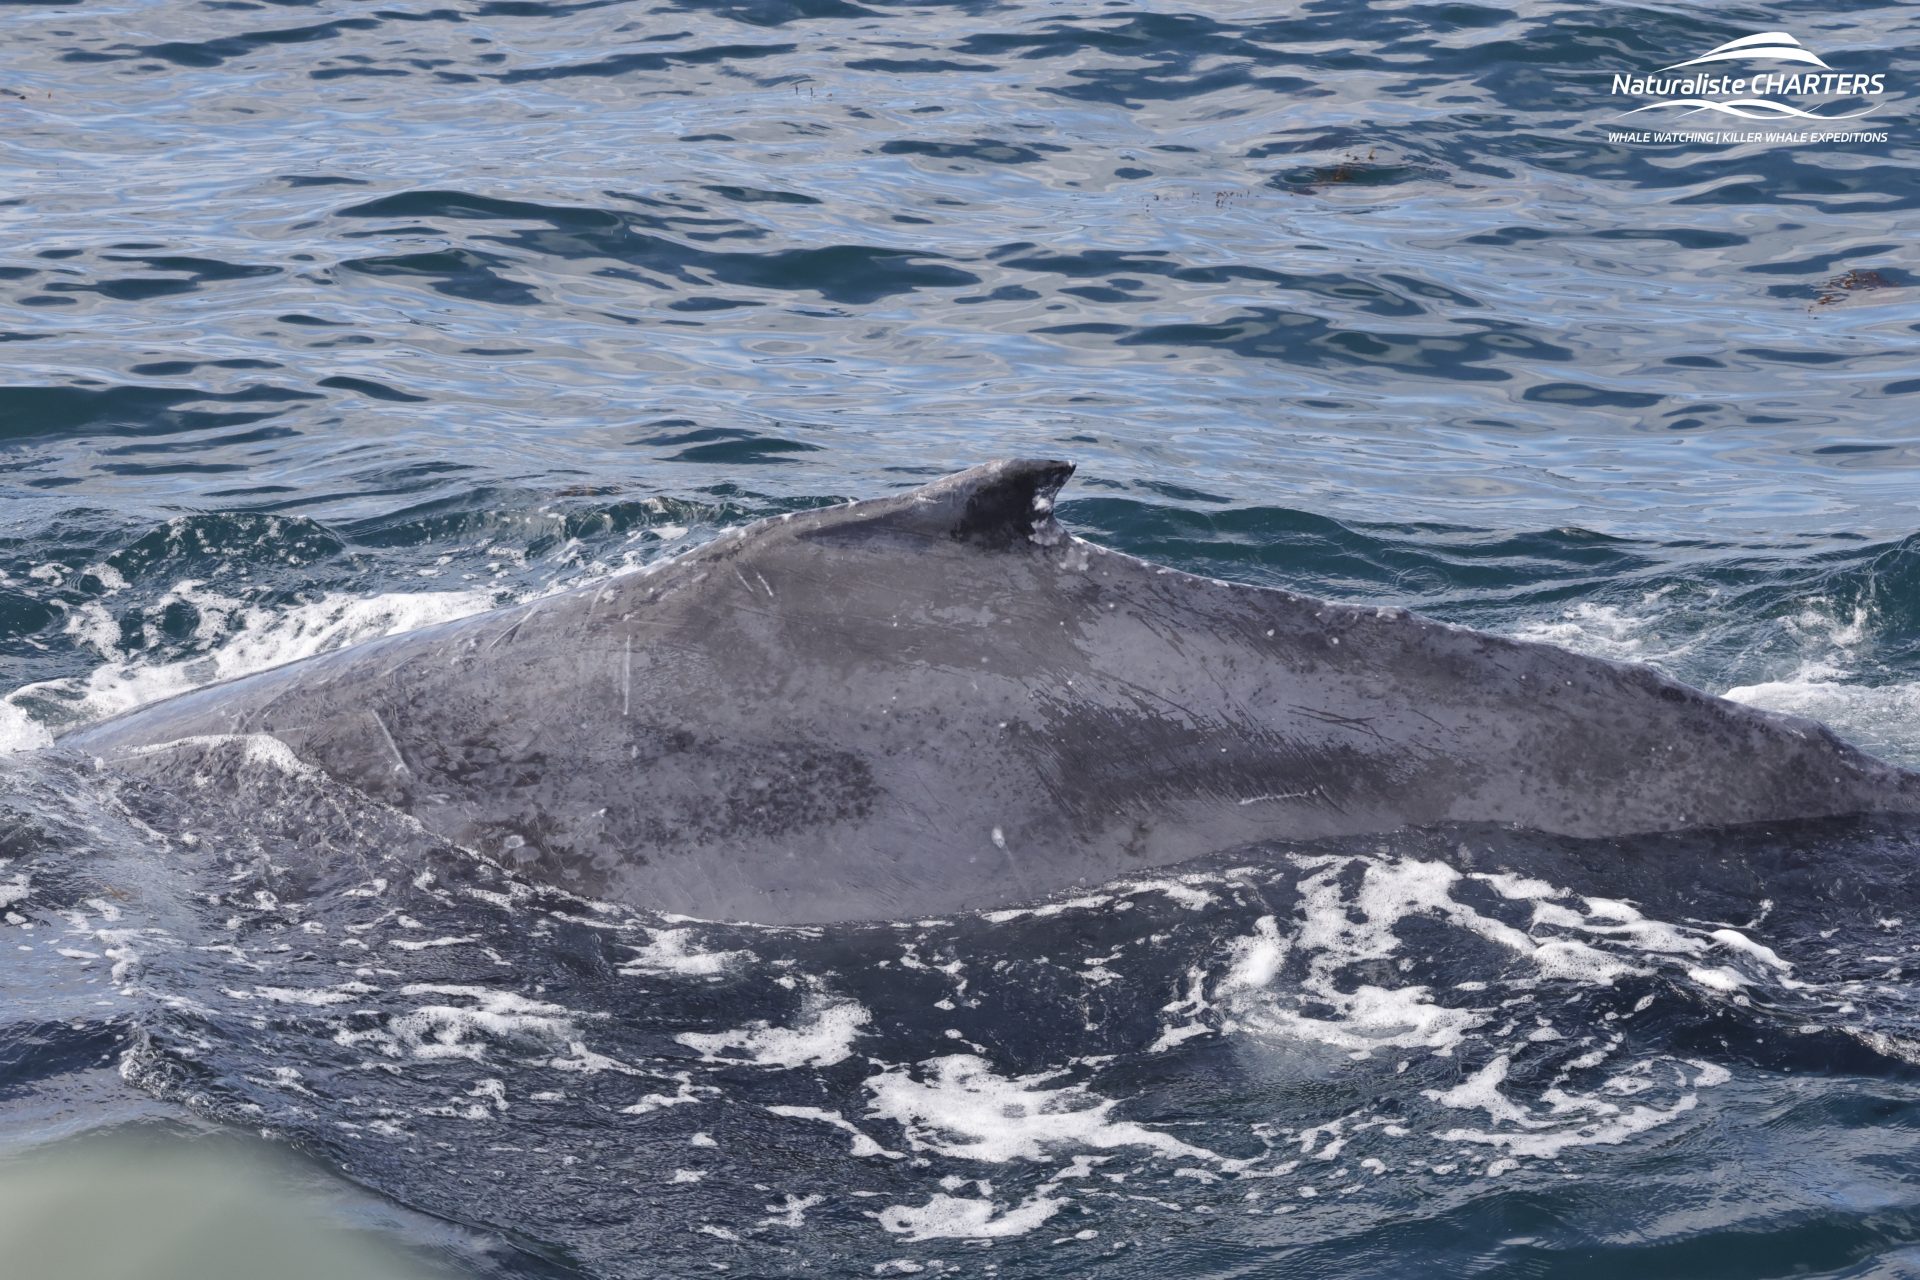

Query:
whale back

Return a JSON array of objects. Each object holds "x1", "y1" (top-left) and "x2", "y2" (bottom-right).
[{"x1": 58, "y1": 460, "x2": 1920, "y2": 923}]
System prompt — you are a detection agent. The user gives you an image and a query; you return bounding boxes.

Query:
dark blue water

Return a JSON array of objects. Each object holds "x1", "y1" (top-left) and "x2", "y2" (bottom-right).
[{"x1": 4, "y1": 0, "x2": 1920, "y2": 1275}]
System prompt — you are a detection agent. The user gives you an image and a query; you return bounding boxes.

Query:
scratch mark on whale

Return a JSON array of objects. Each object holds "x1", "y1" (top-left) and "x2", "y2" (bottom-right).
[{"x1": 369, "y1": 710, "x2": 411, "y2": 776}]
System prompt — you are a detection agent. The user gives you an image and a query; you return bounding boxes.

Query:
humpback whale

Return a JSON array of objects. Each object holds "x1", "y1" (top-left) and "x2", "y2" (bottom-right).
[{"x1": 59, "y1": 460, "x2": 1920, "y2": 924}]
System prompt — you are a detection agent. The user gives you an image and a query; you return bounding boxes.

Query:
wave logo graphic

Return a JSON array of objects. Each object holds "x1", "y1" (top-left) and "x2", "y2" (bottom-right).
[
  {"x1": 1610, "y1": 31, "x2": 1886, "y2": 123},
  {"x1": 1659, "y1": 32, "x2": 1830, "y2": 74}
]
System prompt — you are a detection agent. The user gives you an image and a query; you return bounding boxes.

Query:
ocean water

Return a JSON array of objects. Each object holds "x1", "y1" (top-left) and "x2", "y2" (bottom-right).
[{"x1": 4, "y1": 0, "x2": 1920, "y2": 1274}]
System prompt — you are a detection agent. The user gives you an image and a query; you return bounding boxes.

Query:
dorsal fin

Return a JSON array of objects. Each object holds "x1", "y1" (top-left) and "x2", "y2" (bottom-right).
[
  {"x1": 898, "y1": 458, "x2": 1076, "y2": 549},
  {"x1": 787, "y1": 459, "x2": 1077, "y2": 552}
]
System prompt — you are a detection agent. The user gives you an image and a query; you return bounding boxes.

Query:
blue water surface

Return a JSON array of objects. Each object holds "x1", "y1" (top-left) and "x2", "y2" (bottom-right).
[{"x1": 3, "y1": 0, "x2": 1920, "y2": 1275}]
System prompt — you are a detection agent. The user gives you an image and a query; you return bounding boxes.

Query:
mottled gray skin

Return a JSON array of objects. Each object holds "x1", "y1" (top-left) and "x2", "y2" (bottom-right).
[{"x1": 60, "y1": 460, "x2": 1920, "y2": 924}]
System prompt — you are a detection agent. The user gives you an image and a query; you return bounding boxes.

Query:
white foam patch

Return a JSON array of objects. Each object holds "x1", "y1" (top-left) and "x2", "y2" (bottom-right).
[
  {"x1": 1685, "y1": 966, "x2": 1748, "y2": 992},
  {"x1": 1211, "y1": 859, "x2": 1583, "y2": 1060},
  {"x1": 620, "y1": 928, "x2": 750, "y2": 978},
  {"x1": 1509, "y1": 590, "x2": 1920, "y2": 763},
  {"x1": 1118, "y1": 849, "x2": 1816, "y2": 1181},
  {"x1": 93, "y1": 928, "x2": 150, "y2": 987},
  {"x1": 3, "y1": 583, "x2": 492, "y2": 743},
  {"x1": 0, "y1": 701, "x2": 53, "y2": 754},
  {"x1": 1708, "y1": 928, "x2": 1792, "y2": 972},
  {"x1": 865, "y1": 1054, "x2": 1228, "y2": 1165},
  {"x1": 877, "y1": 1188, "x2": 1066, "y2": 1241},
  {"x1": 1431, "y1": 1054, "x2": 1715, "y2": 1161},
  {"x1": 1423, "y1": 1054, "x2": 1533, "y2": 1125},
  {"x1": 1110, "y1": 873, "x2": 1221, "y2": 911},
  {"x1": 543, "y1": 1040, "x2": 641, "y2": 1075},
  {"x1": 226, "y1": 982, "x2": 376, "y2": 1006},
  {"x1": 389, "y1": 934, "x2": 482, "y2": 951},
  {"x1": 676, "y1": 994, "x2": 868, "y2": 1068},
  {"x1": 1148, "y1": 966, "x2": 1215, "y2": 1053},
  {"x1": 1521, "y1": 893, "x2": 1705, "y2": 960},
  {"x1": 619, "y1": 1072, "x2": 716, "y2": 1114},
  {"x1": 1511, "y1": 598, "x2": 1695, "y2": 667},
  {"x1": 759, "y1": 1194, "x2": 825, "y2": 1229},
  {"x1": 1201, "y1": 854, "x2": 1793, "y2": 1067},
  {"x1": 389, "y1": 984, "x2": 590, "y2": 1062},
  {"x1": 1187, "y1": 854, "x2": 1787, "y2": 1171},
  {"x1": 0, "y1": 524, "x2": 718, "y2": 752},
  {"x1": 1723, "y1": 676, "x2": 1920, "y2": 763},
  {"x1": 981, "y1": 894, "x2": 1113, "y2": 924},
  {"x1": 767, "y1": 1105, "x2": 904, "y2": 1159}
]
